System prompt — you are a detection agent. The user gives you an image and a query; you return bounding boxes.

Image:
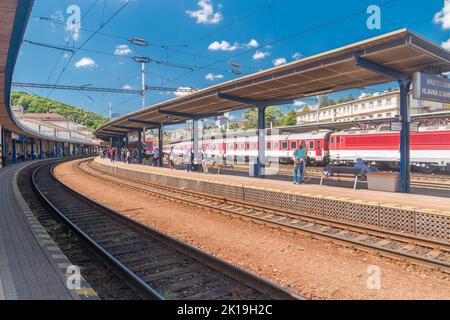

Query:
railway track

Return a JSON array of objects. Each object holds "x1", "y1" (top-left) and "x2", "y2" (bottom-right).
[
  {"x1": 79, "y1": 159, "x2": 450, "y2": 275},
  {"x1": 33, "y1": 160, "x2": 301, "y2": 300},
  {"x1": 17, "y1": 160, "x2": 141, "y2": 300}
]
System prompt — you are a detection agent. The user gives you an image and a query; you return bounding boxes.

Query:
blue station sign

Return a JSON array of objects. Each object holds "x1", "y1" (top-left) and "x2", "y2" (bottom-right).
[{"x1": 413, "y1": 72, "x2": 450, "y2": 103}]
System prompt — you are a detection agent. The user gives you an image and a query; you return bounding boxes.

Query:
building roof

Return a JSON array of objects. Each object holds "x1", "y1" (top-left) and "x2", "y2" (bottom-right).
[{"x1": 96, "y1": 28, "x2": 450, "y2": 138}]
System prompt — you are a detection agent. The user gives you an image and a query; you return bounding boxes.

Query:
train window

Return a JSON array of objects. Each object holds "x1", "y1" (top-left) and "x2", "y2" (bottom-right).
[
  {"x1": 309, "y1": 141, "x2": 314, "y2": 149},
  {"x1": 336, "y1": 137, "x2": 341, "y2": 143},
  {"x1": 317, "y1": 141, "x2": 321, "y2": 150},
  {"x1": 290, "y1": 141, "x2": 297, "y2": 149},
  {"x1": 245, "y1": 142, "x2": 250, "y2": 150},
  {"x1": 331, "y1": 137, "x2": 334, "y2": 143},
  {"x1": 282, "y1": 141, "x2": 288, "y2": 150},
  {"x1": 251, "y1": 142, "x2": 256, "y2": 150},
  {"x1": 266, "y1": 142, "x2": 271, "y2": 150},
  {"x1": 240, "y1": 143, "x2": 244, "y2": 150},
  {"x1": 274, "y1": 142, "x2": 279, "y2": 150}
]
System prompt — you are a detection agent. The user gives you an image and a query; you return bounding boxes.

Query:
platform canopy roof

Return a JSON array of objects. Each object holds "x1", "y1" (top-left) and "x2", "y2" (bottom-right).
[{"x1": 96, "y1": 28, "x2": 450, "y2": 137}]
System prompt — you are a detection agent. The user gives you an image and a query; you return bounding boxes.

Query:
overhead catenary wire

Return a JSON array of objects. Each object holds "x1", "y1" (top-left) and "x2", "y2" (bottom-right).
[
  {"x1": 43, "y1": 0, "x2": 100, "y2": 97},
  {"x1": 49, "y1": 0, "x2": 133, "y2": 97}
]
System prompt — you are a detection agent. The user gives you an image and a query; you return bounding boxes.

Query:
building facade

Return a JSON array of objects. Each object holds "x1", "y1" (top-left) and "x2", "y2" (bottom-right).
[{"x1": 296, "y1": 91, "x2": 444, "y2": 124}]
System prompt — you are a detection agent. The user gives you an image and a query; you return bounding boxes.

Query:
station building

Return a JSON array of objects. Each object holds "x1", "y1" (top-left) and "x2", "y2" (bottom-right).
[{"x1": 296, "y1": 91, "x2": 445, "y2": 124}]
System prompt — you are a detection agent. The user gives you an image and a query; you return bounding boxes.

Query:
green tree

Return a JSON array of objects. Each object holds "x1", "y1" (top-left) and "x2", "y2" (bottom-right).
[
  {"x1": 10, "y1": 91, "x2": 109, "y2": 130},
  {"x1": 301, "y1": 105, "x2": 311, "y2": 113},
  {"x1": 336, "y1": 94, "x2": 355, "y2": 104},
  {"x1": 242, "y1": 106, "x2": 283, "y2": 130},
  {"x1": 319, "y1": 95, "x2": 335, "y2": 107},
  {"x1": 280, "y1": 109, "x2": 297, "y2": 126}
]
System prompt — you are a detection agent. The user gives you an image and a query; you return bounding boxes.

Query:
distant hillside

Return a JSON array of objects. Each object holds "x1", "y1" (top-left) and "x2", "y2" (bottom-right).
[{"x1": 10, "y1": 91, "x2": 109, "y2": 130}]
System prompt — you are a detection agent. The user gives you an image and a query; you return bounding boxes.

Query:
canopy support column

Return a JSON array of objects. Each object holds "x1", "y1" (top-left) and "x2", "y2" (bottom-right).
[
  {"x1": 355, "y1": 55, "x2": 412, "y2": 193},
  {"x1": 12, "y1": 138, "x2": 16, "y2": 164},
  {"x1": 39, "y1": 140, "x2": 43, "y2": 159},
  {"x1": 193, "y1": 120, "x2": 200, "y2": 167},
  {"x1": 158, "y1": 125, "x2": 164, "y2": 167},
  {"x1": 30, "y1": 139, "x2": 35, "y2": 160},
  {"x1": 1, "y1": 129, "x2": 7, "y2": 167},
  {"x1": 217, "y1": 91, "x2": 294, "y2": 178},
  {"x1": 138, "y1": 128, "x2": 143, "y2": 164},
  {"x1": 257, "y1": 106, "x2": 266, "y2": 177}
]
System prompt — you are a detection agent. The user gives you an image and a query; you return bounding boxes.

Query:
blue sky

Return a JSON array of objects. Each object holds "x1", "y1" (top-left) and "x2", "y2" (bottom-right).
[{"x1": 13, "y1": 0, "x2": 450, "y2": 123}]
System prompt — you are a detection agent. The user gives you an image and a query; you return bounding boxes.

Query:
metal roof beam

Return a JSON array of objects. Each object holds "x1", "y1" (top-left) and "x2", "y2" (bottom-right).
[
  {"x1": 111, "y1": 125, "x2": 137, "y2": 130},
  {"x1": 127, "y1": 119, "x2": 161, "y2": 127},
  {"x1": 217, "y1": 92, "x2": 294, "y2": 108},
  {"x1": 158, "y1": 109, "x2": 223, "y2": 120},
  {"x1": 355, "y1": 56, "x2": 410, "y2": 82}
]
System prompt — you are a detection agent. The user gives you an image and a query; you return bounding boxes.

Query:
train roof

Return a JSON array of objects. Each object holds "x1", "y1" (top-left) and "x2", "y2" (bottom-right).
[{"x1": 332, "y1": 125, "x2": 450, "y2": 135}]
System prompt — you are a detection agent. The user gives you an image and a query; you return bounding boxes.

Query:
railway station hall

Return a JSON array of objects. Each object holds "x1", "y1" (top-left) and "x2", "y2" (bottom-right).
[{"x1": 2, "y1": 0, "x2": 450, "y2": 307}]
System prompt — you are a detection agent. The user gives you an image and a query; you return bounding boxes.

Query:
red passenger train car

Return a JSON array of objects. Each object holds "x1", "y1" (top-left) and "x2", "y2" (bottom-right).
[{"x1": 165, "y1": 125, "x2": 450, "y2": 172}]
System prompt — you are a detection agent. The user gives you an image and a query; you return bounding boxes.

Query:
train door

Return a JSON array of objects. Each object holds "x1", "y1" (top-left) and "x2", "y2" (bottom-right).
[{"x1": 316, "y1": 140, "x2": 322, "y2": 158}]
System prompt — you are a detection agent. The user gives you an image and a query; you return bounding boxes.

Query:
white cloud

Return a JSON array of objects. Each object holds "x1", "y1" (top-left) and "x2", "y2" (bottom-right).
[
  {"x1": 205, "y1": 73, "x2": 224, "y2": 81},
  {"x1": 114, "y1": 44, "x2": 132, "y2": 55},
  {"x1": 122, "y1": 85, "x2": 133, "y2": 90},
  {"x1": 186, "y1": 0, "x2": 222, "y2": 24},
  {"x1": 245, "y1": 39, "x2": 259, "y2": 48},
  {"x1": 252, "y1": 50, "x2": 270, "y2": 60},
  {"x1": 292, "y1": 52, "x2": 302, "y2": 60},
  {"x1": 75, "y1": 57, "x2": 97, "y2": 69},
  {"x1": 293, "y1": 100, "x2": 306, "y2": 107},
  {"x1": 208, "y1": 40, "x2": 238, "y2": 51},
  {"x1": 209, "y1": 38, "x2": 260, "y2": 52},
  {"x1": 434, "y1": 0, "x2": 450, "y2": 29},
  {"x1": 442, "y1": 38, "x2": 450, "y2": 50},
  {"x1": 272, "y1": 57, "x2": 287, "y2": 66}
]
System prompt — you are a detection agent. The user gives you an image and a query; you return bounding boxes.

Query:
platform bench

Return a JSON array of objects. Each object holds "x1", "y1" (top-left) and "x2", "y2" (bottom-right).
[{"x1": 320, "y1": 165, "x2": 366, "y2": 190}]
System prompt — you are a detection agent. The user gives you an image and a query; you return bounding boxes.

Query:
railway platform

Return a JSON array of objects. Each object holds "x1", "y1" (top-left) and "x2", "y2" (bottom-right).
[
  {"x1": 93, "y1": 157, "x2": 450, "y2": 243},
  {"x1": 0, "y1": 161, "x2": 96, "y2": 300}
]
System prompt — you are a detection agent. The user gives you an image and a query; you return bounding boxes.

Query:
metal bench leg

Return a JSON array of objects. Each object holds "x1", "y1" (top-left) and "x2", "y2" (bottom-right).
[{"x1": 353, "y1": 176, "x2": 358, "y2": 190}]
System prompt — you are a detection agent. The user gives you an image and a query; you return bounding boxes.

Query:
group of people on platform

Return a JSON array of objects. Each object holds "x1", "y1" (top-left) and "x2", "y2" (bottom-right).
[
  {"x1": 102, "y1": 143, "x2": 309, "y2": 183},
  {"x1": 168, "y1": 146, "x2": 209, "y2": 174},
  {"x1": 101, "y1": 147, "x2": 161, "y2": 167}
]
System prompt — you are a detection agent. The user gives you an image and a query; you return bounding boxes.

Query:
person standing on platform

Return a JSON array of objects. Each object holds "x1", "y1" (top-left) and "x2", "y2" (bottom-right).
[
  {"x1": 201, "y1": 147, "x2": 208, "y2": 174},
  {"x1": 153, "y1": 148, "x2": 159, "y2": 167},
  {"x1": 186, "y1": 148, "x2": 194, "y2": 172},
  {"x1": 111, "y1": 148, "x2": 116, "y2": 163},
  {"x1": 169, "y1": 147, "x2": 175, "y2": 170},
  {"x1": 293, "y1": 144, "x2": 306, "y2": 184},
  {"x1": 126, "y1": 149, "x2": 131, "y2": 164},
  {"x1": 300, "y1": 140, "x2": 311, "y2": 183}
]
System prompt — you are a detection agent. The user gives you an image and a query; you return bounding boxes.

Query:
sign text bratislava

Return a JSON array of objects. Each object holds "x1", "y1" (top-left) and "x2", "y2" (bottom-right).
[{"x1": 413, "y1": 72, "x2": 450, "y2": 103}]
